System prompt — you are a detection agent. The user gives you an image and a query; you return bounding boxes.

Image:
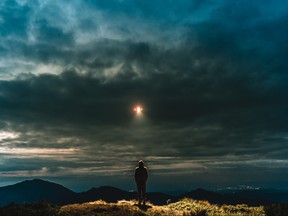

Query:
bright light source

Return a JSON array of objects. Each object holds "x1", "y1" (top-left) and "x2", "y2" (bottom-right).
[{"x1": 133, "y1": 106, "x2": 143, "y2": 114}]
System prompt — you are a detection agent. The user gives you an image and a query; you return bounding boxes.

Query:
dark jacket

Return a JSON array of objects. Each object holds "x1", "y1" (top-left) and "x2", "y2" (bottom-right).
[{"x1": 134, "y1": 166, "x2": 148, "y2": 186}]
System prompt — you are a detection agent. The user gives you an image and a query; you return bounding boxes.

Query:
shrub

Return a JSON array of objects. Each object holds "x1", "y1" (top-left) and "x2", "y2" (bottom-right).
[
  {"x1": 264, "y1": 203, "x2": 288, "y2": 216},
  {"x1": 0, "y1": 201, "x2": 59, "y2": 216}
]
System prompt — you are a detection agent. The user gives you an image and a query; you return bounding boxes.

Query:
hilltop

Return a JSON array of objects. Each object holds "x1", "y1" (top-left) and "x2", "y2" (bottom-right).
[
  {"x1": 59, "y1": 199, "x2": 268, "y2": 216},
  {"x1": 0, "y1": 199, "x2": 269, "y2": 216}
]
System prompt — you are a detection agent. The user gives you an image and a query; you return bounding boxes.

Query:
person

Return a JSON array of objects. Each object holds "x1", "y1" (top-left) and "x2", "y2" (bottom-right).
[{"x1": 134, "y1": 160, "x2": 148, "y2": 205}]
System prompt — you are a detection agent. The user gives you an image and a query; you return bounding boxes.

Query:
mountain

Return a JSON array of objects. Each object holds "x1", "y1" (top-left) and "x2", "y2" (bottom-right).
[
  {"x1": 0, "y1": 179, "x2": 77, "y2": 206},
  {"x1": 0, "y1": 179, "x2": 285, "y2": 207},
  {"x1": 79, "y1": 186, "x2": 175, "y2": 205},
  {"x1": 79, "y1": 186, "x2": 135, "y2": 203}
]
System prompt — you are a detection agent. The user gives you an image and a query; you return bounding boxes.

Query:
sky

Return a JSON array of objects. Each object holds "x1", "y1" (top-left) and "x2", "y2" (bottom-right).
[{"x1": 0, "y1": 0, "x2": 288, "y2": 193}]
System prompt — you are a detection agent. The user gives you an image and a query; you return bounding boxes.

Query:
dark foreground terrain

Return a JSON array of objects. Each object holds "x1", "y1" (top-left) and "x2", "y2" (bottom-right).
[
  {"x1": 0, "y1": 179, "x2": 288, "y2": 215},
  {"x1": 0, "y1": 199, "x2": 288, "y2": 216}
]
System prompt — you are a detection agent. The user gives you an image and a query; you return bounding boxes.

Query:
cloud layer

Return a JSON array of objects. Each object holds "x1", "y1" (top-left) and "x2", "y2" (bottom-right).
[{"x1": 0, "y1": 0, "x2": 287, "y2": 191}]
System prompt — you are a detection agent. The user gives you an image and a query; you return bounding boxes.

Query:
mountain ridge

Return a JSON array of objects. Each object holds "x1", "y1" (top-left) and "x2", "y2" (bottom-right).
[
  {"x1": 0, "y1": 179, "x2": 285, "y2": 207},
  {"x1": 0, "y1": 179, "x2": 77, "y2": 206}
]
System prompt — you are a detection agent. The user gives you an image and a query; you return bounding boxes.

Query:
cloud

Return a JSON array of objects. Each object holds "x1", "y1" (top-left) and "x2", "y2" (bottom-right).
[{"x1": 0, "y1": 0, "x2": 287, "y2": 190}]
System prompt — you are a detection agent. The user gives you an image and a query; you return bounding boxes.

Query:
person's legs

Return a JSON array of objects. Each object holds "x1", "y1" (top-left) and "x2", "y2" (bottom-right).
[
  {"x1": 137, "y1": 184, "x2": 142, "y2": 205},
  {"x1": 141, "y1": 185, "x2": 146, "y2": 205}
]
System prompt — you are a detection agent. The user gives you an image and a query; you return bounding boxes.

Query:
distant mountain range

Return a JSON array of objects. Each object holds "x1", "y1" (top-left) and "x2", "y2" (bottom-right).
[{"x1": 0, "y1": 179, "x2": 287, "y2": 207}]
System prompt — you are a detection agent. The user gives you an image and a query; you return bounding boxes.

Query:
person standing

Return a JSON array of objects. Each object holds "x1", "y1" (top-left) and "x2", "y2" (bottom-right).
[{"x1": 134, "y1": 160, "x2": 148, "y2": 205}]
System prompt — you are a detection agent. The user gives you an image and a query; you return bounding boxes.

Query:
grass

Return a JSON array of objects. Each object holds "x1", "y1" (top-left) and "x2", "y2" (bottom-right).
[
  {"x1": 168, "y1": 198, "x2": 265, "y2": 216},
  {"x1": 1, "y1": 199, "x2": 287, "y2": 216},
  {"x1": 59, "y1": 200, "x2": 182, "y2": 216},
  {"x1": 59, "y1": 199, "x2": 265, "y2": 216}
]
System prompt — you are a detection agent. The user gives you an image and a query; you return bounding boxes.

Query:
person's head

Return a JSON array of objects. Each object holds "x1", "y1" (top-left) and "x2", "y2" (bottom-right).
[{"x1": 138, "y1": 160, "x2": 144, "y2": 168}]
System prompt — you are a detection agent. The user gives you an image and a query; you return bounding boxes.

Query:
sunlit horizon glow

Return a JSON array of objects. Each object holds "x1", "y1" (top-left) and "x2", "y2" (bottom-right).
[{"x1": 0, "y1": 131, "x2": 20, "y2": 141}]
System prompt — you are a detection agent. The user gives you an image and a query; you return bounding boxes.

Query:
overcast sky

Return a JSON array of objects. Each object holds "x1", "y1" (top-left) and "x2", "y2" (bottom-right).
[{"x1": 0, "y1": 0, "x2": 288, "y2": 192}]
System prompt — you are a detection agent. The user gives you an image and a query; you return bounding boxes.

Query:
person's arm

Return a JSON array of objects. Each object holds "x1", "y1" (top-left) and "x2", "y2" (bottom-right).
[{"x1": 134, "y1": 168, "x2": 138, "y2": 182}]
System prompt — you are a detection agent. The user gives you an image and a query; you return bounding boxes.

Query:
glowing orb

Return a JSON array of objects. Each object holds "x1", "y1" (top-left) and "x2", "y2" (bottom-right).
[{"x1": 133, "y1": 106, "x2": 143, "y2": 114}]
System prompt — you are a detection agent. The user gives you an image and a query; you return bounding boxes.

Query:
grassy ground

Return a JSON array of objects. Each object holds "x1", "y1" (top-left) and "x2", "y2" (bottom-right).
[
  {"x1": 2, "y1": 199, "x2": 287, "y2": 216},
  {"x1": 59, "y1": 199, "x2": 265, "y2": 216}
]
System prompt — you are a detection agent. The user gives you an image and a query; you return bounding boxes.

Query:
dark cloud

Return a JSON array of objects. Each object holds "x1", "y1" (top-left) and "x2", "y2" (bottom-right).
[{"x1": 0, "y1": 0, "x2": 287, "y2": 191}]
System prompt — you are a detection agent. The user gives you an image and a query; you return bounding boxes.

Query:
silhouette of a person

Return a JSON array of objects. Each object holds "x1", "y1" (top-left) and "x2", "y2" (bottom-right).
[{"x1": 134, "y1": 160, "x2": 148, "y2": 205}]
